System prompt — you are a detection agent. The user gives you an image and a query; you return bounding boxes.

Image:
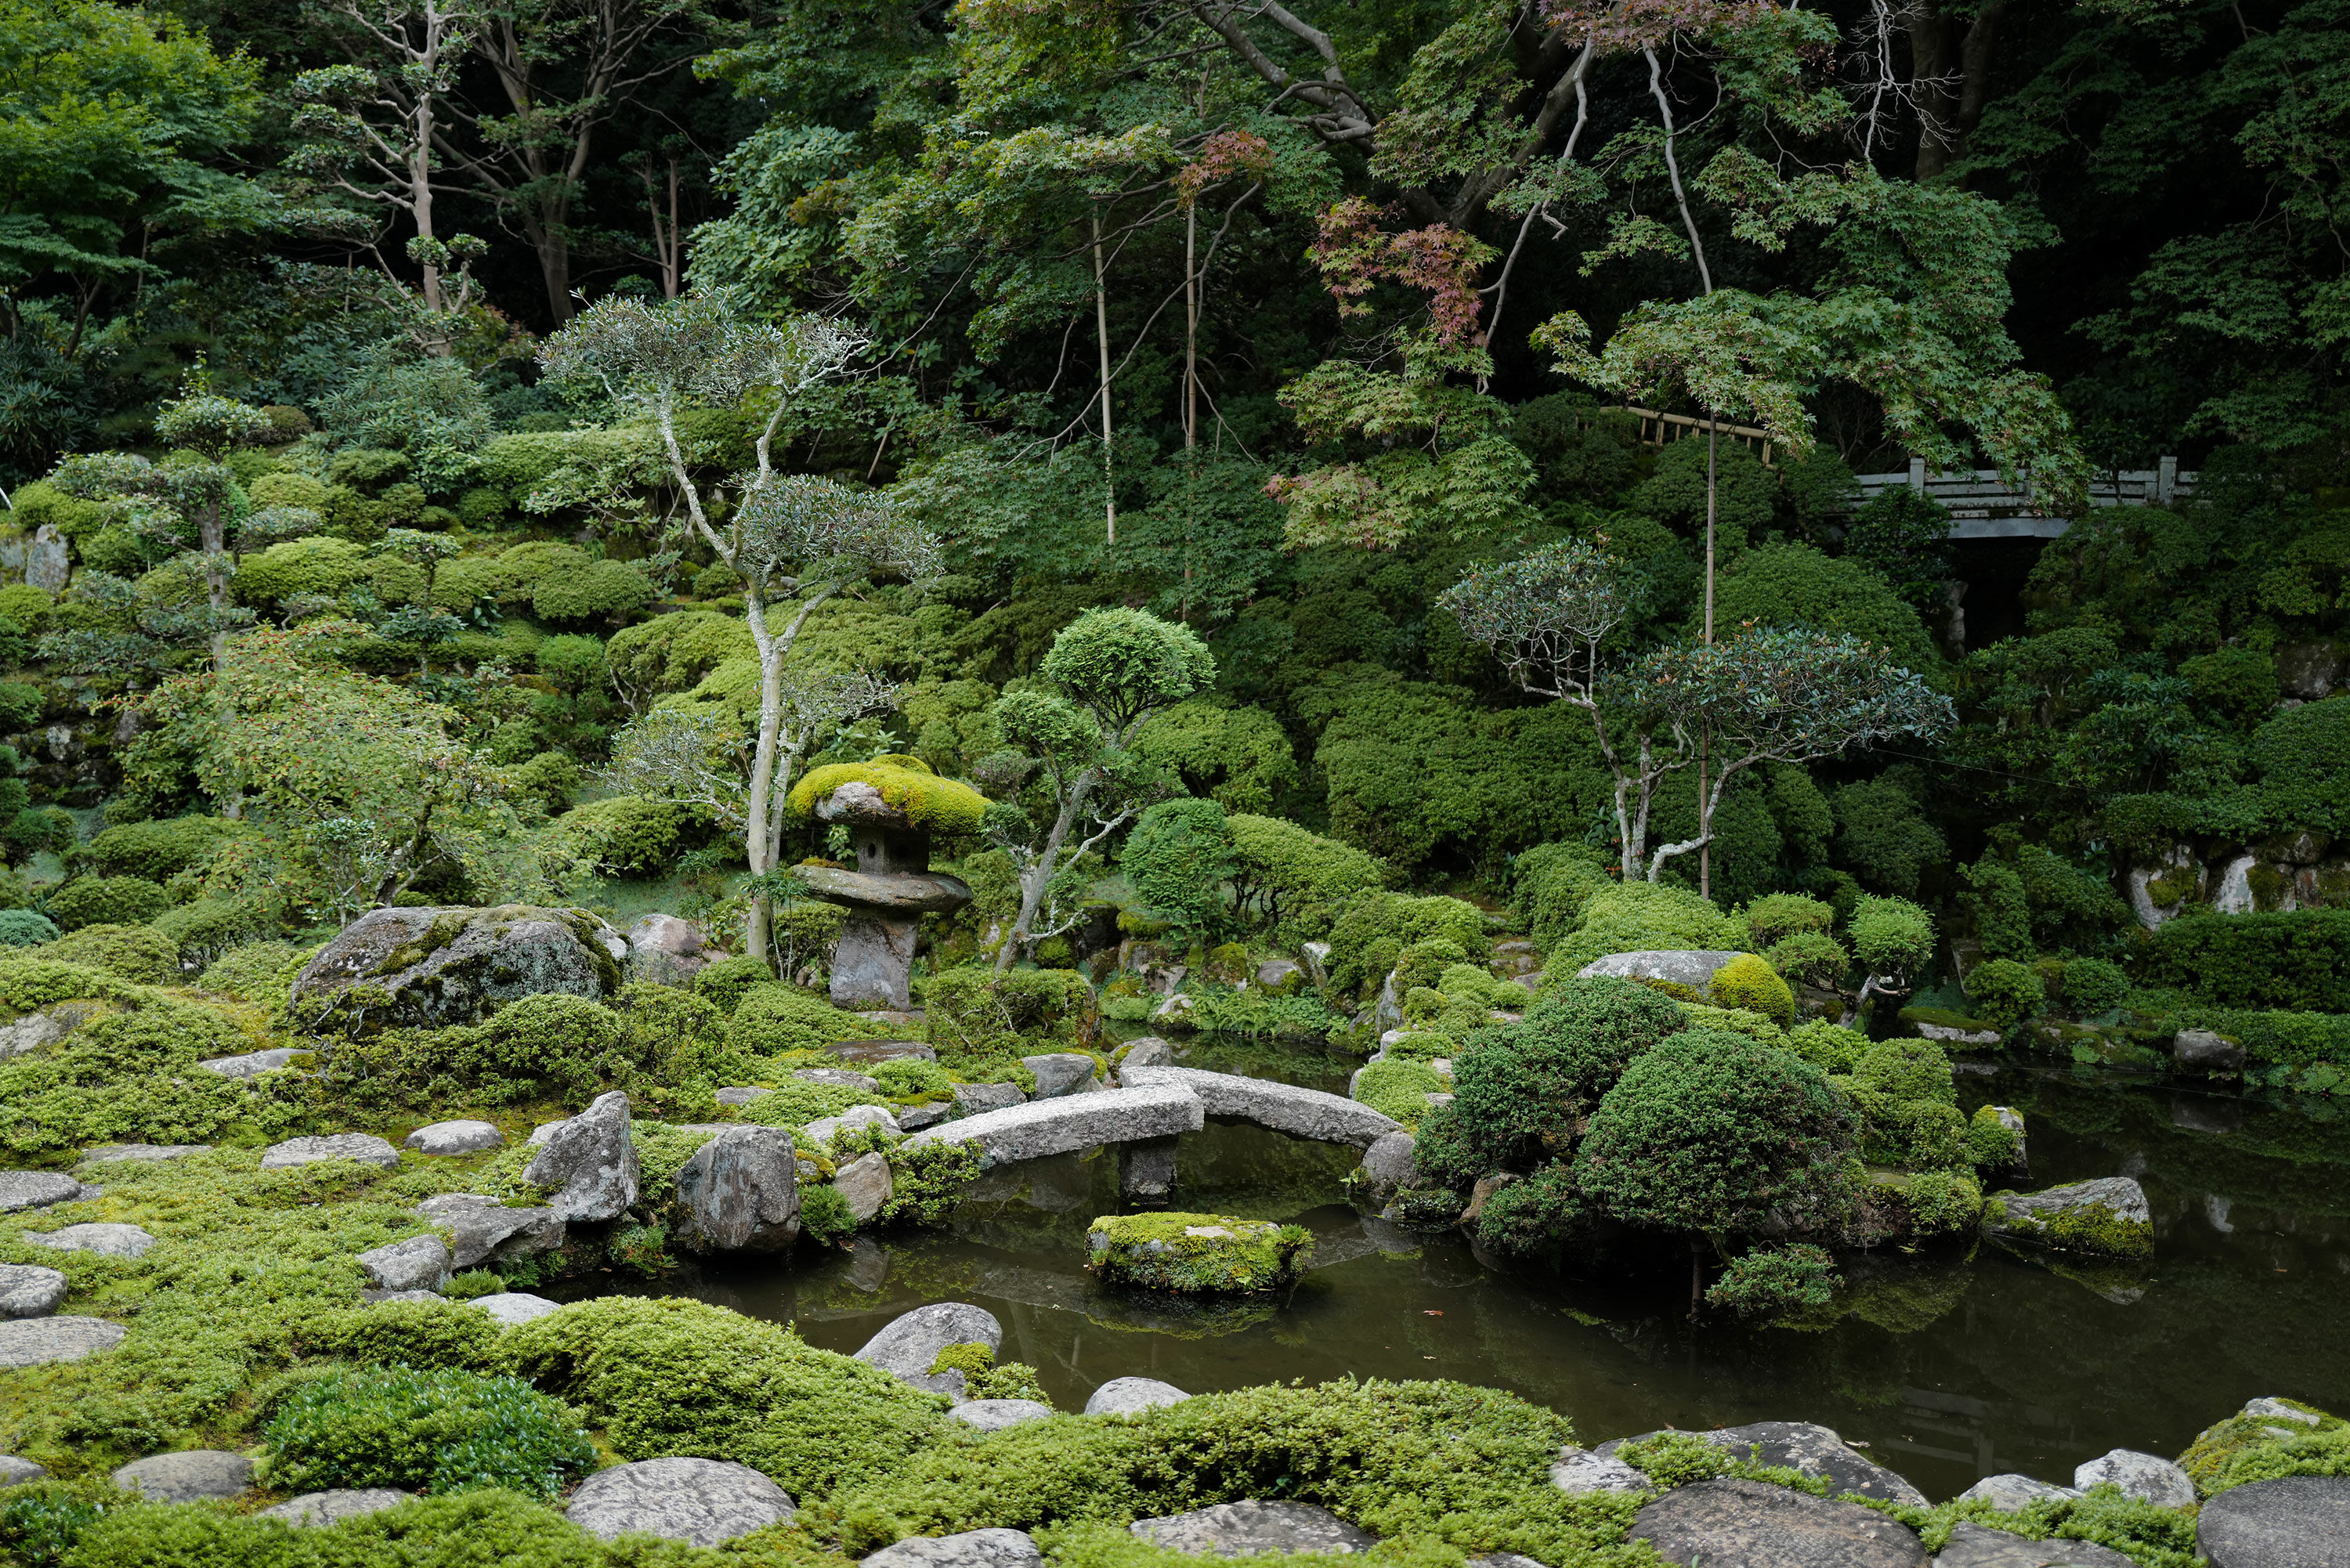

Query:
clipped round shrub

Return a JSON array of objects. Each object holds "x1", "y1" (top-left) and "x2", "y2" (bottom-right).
[
  {"x1": 197, "y1": 941, "x2": 305, "y2": 1003},
  {"x1": 534, "y1": 634, "x2": 608, "y2": 692},
  {"x1": 1765, "y1": 930, "x2": 1849, "y2": 989},
  {"x1": 1705, "y1": 1244, "x2": 1838, "y2": 1317},
  {"x1": 1323, "y1": 891, "x2": 1488, "y2": 1001},
  {"x1": 244, "y1": 469, "x2": 331, "y2": 510},
  {"x1": 235, "y1": 535, "x2": 371, "y2": 605},
  {"x1": 1708, "y1": 953, "x2": 1794, "y2": 1027},
  {"x1": 1576, "y1": 1028, "x2": 1850, "y2": 1237},
  {"x1": 1966, "y1": 1104, "x2": 2022, "y2": 1169},
  {"x1": 1964, "y1": 957, "x2": 2046, "y2": 1029},
  {"x1": 1123, "y1": 797, "x2": 1233, "y2": 940},
  {"x1": 534, "y1": 557, "x2": 654, "y2": 622},
  {"x1": 1549, "y1": 880, "x2": 1748, "y2": 974},
  {"x1": 801, "y1": 1182, "x2": 858, "y2": 1245},
  {"x1": 85, "y1": 815, "x2": 248, "y2": 881},
  {"x1": 262, "y1": 1364, "x2": 594, "y2": 1498},
  {"x1": 0, "y1": 909, "x2": 57, "y2": 947},
  {"x1": 151, "y1": 897, "x2": 273, "y2": 965},
  {"x1": 1849, "y1": 894, "x2": 1936, "y2": 988},
  {"x1": 553, "y1": 794, "x2": 694, "y2": 876},
  {"x1": 1786, "y1": 1018, "x2": 1868, "y2": 1074},
  {"x1": 728, "y1": 983, "x2": 869, "y2": 1055},
  {"x1": 693, "y1": 954, "x2": 773, "y2": 1013},
  {"x1": 45, "y1": 876, "x2": 170, "y2": 933},
  {"x1": 1474, "y1": 1164, "x2": 1585, "y2": 1255},
  {"x1": 1742, "y1": 892, "x2": 1835, "y2": 948},
  {"x1": 1449, "y1": 977, "x2": 1689, "y2": 1170},
  {"x1": 42, "y1": 923, "x2": 180, "y2": 982},
  {"x1": 2057, "y1": 956, "x2": 2128, "y2": 1017}
]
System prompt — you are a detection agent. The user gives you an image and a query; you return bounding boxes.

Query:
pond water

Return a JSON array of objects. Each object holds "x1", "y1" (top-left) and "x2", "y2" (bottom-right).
[{"x1": 656, "y1": 1038, "x2": 2350, "y2": 1505}]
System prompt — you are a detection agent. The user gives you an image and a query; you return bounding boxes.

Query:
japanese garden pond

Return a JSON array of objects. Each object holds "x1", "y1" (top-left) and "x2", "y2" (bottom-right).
[{"x1": 635, "y1": 1037, "x2": 2350, "y2": 1506}]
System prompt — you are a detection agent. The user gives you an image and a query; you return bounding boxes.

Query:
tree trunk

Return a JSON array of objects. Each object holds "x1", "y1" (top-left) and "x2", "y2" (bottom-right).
[
  {"x1": 1092, "y1": 208, "x2": 1115, "y2": 547},
  {"x1": 996, "y1": 769, "x2": 1096, "y2": 973},
  {"x1": 741, "y1": 584, "x2": 783, "y2": 962},
  {"x1": 1700, "y1": 419, "x2": 1716, "y2": 900},
  {"x1": 1911, "y1": 0, "x2": 1954, "y2": 179}
]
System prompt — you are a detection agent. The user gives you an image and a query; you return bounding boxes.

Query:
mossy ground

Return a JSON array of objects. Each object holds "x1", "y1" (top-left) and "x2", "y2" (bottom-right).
[{"x1": 1981, "y1": 1194, "x2": 2155, "y2": 1259}]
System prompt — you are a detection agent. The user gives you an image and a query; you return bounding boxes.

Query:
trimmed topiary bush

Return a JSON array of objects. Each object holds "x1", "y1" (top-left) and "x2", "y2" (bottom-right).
[
  {"x1": 1473, "y1": 1164, "x2": 1585, "y2": 1255},
  {"x1": 85, "y1": 815, "x2": 248, "y2": 881},
  {"x1": 197, "y1": 941, "x2": 305, "y2": 1003},
  {"x1": 0, "y1": 909, "x2": 57, "y2": 947},
  {"x1": 1547, "y1": 880, "x2": 1748, "y2": 974},
  {"x1": 1123, "y1": 798, "x2": 1235, "y2": 941},
  {"x1": 1708, "y1": 953, "x2": 1794, "y2": 1027},
  {"x1": 1742, "y1": 893, "x2": 1835, "y2": 948},
  {"x1": 728, "y1": 983, "x2": 873, "y2": 1056},
  {"x1": 1509, "y1": 842, "x2": 1616, "y2": 952},
  {"x1": 1448, "y1": 977, "x2": 1690, "y2": 1170},
  {"x1": 1849, "y1": 894, "x2": 1936, "y2": 989},
  {"x1": 45, "y1": 876, "x2": 170, "y2": 933},
  {"x1": 692, "y1": 954, "x2": 772, "y2": 1013},
  {"x1": 1764, "y1": 930, "x2": 1848, "y2": 989},
  {"x1": 1705, "y1": 1244, "x2": 1838, "y2": 1317},
  {"x1": 1323, "y1": 891, "x2": 1488, "y2": 1001},
  {"x1": 1224, "y1": 812, "x2": 1386, "y2": 946},
  {"x1": 42, "y1": 922, "x2": 180, "y2": 981},
  {"x1": 262, "y1": 1364, "x2": 595, "y2": 1498},
  {"x1": 1965, "y1": 957, "x2": 2046, "y2": 1029},
  {"x1": 2142, "y1": 909, "x2": 2350, "y2": 1012},
  {"x1": 1576, "y1": 1028, "x2": 1851, "y2": 1238}
]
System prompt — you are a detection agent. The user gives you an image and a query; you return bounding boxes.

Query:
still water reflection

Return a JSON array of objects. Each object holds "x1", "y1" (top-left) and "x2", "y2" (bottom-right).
[{"x1": 661, "y1": 1050, "x2": 2350, "y2": 1505}]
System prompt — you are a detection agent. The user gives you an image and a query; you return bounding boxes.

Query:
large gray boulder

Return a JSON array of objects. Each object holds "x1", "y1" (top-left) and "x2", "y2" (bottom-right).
[
  {"x1": 953, "y1": 1082, "x2": 1026, "y2": 1114},
  {"x1": 833, "y1": 1152, "x2": 893, "y2": 1225},
  {"x1": 1130, "y1": 1501, "x2": 1377, "y2": 1556},
  {"x1": 566, "y1": 1457, "x2": 796, "y2": 1547},
  {"x1": 2172, "y1": 1029, "x2": 2247, "y2": 1075},
  {"x1": 902, "y1": 1083, "x2": 1204, "y2": 1169},
  {"x1": 1627, "y1": 1478, "x2": 1929, "y2": 1567},
  {"x1": 1085, "y1": 1377, "x2": 1189, "y2": 1416},
  {"x1": 1575, "y1": 950, "x2": 1747, "y2": 989},
  {"x1": 0, "y1": 1316, "x2": 124, "y2": 1367},
  {"x1": 1932, "y1": 1521, "x2": 2131, "y2": 1567},
  {"x1": 2197, "y1": 1476, "x2": 2350, "y2": 1568},
  {"x1": 469, "y1": 1292, "x2": 564, "y2": 1328},
  {"x1": 0, "y1": 1264, "x2": 67, "y2": 1319},
  {"x1": 948, "y1": 1399, "x2": 1054, "y2": 1432},
  {"x1": 414, "y1": 1194, "x2": 564, "y2": 1269},
  {"x1": 25, "y1": 1223, "x2": 153, "y2": 1259},
  {"x1": 112, "y1": 1450, "x2": 252, "y2": 1503},
  {"x1": 1599, "y1": 1422, "x2": 1925, "y2": 1507},
  {"x1": 1120, "y1": 1065, "x2": 1399, "y2": 1148},
  {"x1": 524, "y1": 1091, "x2": 638, "y2": 1221},
  {"x1": 674, "y1": 1127, "x2": 801, "y2": 1252},
  {"x1": 0, "y1": 1172, "x2": 94, "y2": 1213},
  {"x1": 1116, "y1": 1038, "x2": 1175, "y2": 1080},
  {"x1": 260, "y1": 1489, "x2": 414, "y2": 1527},
  {"x1": 1354, "y1": 1132, "x2": 1418, "y2": 1201},
  {"x1": 855, "y1": 1302, "x2": 1002, "y2": 1400},
  {"x1": 1550, "y1": 1446, "x2": 1650, "y2": 1495},
  {"x1": 355, "y1": 1235, "x2": 450, "y2": 1293},
  {"x1": 1981, "y1": 1177, "x2": 2153, "y2": 1259},
  {"x1": 2070, "y1": 1449, "x2": 2194, "y2": 1507},
  {"x1": 1, "y1": 1455, "x2": 48, "y2": 1485},
  {"x1": 626, "y1": 912, "x2": 710, "y2": 988},
  {"x1": 289, "y1": 904, "x2": 624, "y2": 1029},
  {"x1": 1023, "y1": 1053, "x2": 1099, "y2": 1100},
  {"x1": 1954, "y1": 1475, "x2": 2081, "y2": 1510},
  {"x1": 862, "y1": 1528, "x2": 1042, "y2": 1568},
  {"x1": 262, "y1": 1133, "x2": 402, "y2": 1172},
  {"x1": 404, "y1": 1120, "x2": 505, "y2": 1155}
]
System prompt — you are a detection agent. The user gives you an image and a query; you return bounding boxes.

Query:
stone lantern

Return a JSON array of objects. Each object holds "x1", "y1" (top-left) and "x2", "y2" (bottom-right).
[{"x1": 789, "y1": 757, "x2": 988, "y2": 1010}]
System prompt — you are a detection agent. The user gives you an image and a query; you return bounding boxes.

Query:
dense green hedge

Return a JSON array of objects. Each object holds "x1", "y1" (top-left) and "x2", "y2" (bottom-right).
[{"x1": 2142, "y1": 910, "x2": 2350, "y2": 1012}]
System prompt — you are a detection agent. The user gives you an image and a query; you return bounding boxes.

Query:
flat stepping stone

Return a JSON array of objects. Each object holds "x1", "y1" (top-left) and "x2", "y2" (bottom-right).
[
  {"x1": 1084, "y1": 1377, "x2": 1189, "y2": 1415},
  {"x1": 1933, "y1": 1520, "x2": 2132, "y2": 1566},
  {"x1": 948, "y1": 1399, "x2": 1053, "y2": 1432},
  {"x1": 1123, "y1": 1064, "x2": 1401, "y2": 1148},
  {"x1": 0, "y1": 1317, "x2": 125, "y2": 1367},
  {"x1": 0, "y1": 1172, "x2": 97, "y2": 1213},
  {"x1": 78, "y1": 1144, "x2": 206, "y2": 1166},
  {"x1": 260, "y1": 1489, "x2": 413, "y2": 1526},
  {"x1": 1600, "y1": 1421, "x2": 1926, "y2": 1505},
  {"x1": 902, "y1": 1082, "x2": 1204, "y2": 1169},
  {"x1": 855, "y1": 1302, "x2": 1002, "y2": 1400},
  {"x1": 403, "y1": 1120, "x2": 505, "y2": 1155},
  {"x1": 2197, "y1": 1475, "x2": 2350, "y2": 1568},
  {"x1": 1131, "y1": 1501, "x2": 1377, "y2": 1556},
  {"x1": 1629, "y1": 1478, "x2": 1929, "y2": 1566},
  {"x1": 262, "y1": 1133, "x2": 401, "y2": 1170},
  {"x1": 197, "y1": 1047, "x2": 310, "y2": 1080},
  {"x1": 862, "y1": 1529, "x2": 1042, "y2": 1568},
  {"x1": 1, "y1": 1454, "x2": 47, "y2": 1485},
  {"x1": 2072, "y1": 1448, "x2": 2193, "y2": 1508},
  {"x1": 0, "y1": 1264, "x2": 67, "y2": 1319},
  {"x1": 1954, "y1": 1476, "x2": 2081, "y2": 1510},
  {"x1": 24, "y1": 1223, "x2": 152, "y2": 1259},
  {"x1": 468, "y1": 1292, "x2": 562, "y2": 1327},
  {"x1": 566, "y1": 1456, "x2": 796, "y2": 1547},
  {"x1": 112, "y1": 1450, "x2": 252, "y2": 1502}
]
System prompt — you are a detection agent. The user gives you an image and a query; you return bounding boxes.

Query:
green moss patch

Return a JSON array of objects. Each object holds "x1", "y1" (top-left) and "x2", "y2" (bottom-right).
[
  {"x1": 787, "y1": 756, "x2": 989, "y2": 834},
  {"x1": 1086, "y1": 1212, "x2": 1311, "y2": 1294}
]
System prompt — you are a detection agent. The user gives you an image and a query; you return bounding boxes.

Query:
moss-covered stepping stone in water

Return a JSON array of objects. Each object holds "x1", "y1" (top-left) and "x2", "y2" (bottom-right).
[{"x1": 1087, "y1": 1212, "x2": 1311, "y2": 1294}]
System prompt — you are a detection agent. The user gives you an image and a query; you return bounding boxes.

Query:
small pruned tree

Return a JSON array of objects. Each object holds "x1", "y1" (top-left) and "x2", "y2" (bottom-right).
[
  {"x1": 984, "y1": 608, "x2": 1213, "y2": 970},
  {"x1": 540, "y1": 294, "x2": 935, "y2": 955},
  {"x1": 1611, "y1": 626, "x2": 1954, "y2": 880}
]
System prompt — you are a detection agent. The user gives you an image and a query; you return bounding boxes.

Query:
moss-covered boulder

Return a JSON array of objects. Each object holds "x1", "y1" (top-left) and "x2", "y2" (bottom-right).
[
  {"x1": 1980, "y1": 1175, "x2": 2153, "y2": 1259},
  {"x1": 1086, "y1": 1212, "x2": 1311, "y2": 1294},
  {"x1": 288, "y1": 904, "x2": 626, "y2": 1031}
]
